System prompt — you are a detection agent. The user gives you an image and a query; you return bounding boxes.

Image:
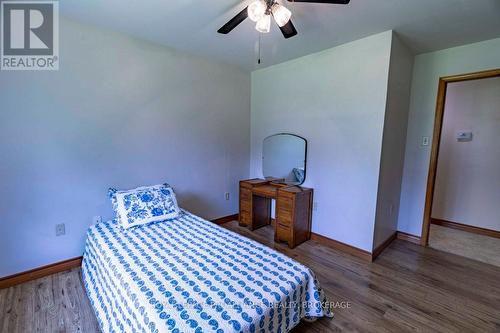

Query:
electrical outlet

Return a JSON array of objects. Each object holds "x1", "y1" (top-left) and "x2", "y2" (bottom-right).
[
  {"x1": 93, "y1": 216, "x2": 102, "y2": 225},
  {"x1": 55, "y1": 223, "x2": 65, "y2": 236},
  {"x1": 313, "y1": 202, "x2": 318, "y2": 211},
  {"x1": 225, "y1": 192, "x2": 230, "y2": 201}
]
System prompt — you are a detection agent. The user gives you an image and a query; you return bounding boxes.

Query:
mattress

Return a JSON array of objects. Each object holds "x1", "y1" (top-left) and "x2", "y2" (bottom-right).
[{"x1": 82, "y1": 210, "x2": 332, "y2": 333}]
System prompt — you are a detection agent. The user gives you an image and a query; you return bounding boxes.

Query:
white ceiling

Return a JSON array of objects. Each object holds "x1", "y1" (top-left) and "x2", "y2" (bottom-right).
[{"x1": 61, "y1": 0, "x2": 500, "y2": 71}]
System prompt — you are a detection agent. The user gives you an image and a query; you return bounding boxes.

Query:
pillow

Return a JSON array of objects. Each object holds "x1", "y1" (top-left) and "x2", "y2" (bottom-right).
[{"x1": 108, "y1": 184, "x2": 180, "y2": 229}]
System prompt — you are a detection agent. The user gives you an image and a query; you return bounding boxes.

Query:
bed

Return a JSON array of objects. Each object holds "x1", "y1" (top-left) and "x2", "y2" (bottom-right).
[{"x1": 82, "y1": 210, "x2": 332, "y2": 333}]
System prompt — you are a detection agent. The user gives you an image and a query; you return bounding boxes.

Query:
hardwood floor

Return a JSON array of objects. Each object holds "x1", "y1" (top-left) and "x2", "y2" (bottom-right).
[
  {"x1": 429, "y1": 224, "x2": 500, "y2": 267},
  {"x1": 0, "y1": 267, "x2": 99, "y2": 333},
  {"x1": 1, "y1": 220, "x2": 500, "y2": 332}
]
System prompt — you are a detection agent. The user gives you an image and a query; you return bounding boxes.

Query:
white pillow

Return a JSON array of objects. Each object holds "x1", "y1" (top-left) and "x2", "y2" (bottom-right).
[{"x1": 113, "y1": 184, "x2": 180, "y2": 229}]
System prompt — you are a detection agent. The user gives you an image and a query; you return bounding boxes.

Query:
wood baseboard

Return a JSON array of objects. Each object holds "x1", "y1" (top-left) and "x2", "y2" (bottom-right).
[
  {"x1": 431, "y1": 218, "x2": 500, "y2": 240},
  {"x1": 396, "y1": 231, "x2": 421, "y2": 245},
  {"x1": 0, "y1": 256, "x2": 83, "y2": 289},
  {"x1": 372, "y1": 232, "x2": 397, "y2": 261},
  {"x1": 0, "y1": 217, "x2": 424, "y2": 290},
  {"x1": 0, "y1": 214, "x2": 239, "y2": 289},
  {"x1": 310, "y1": 232, "x2": 372, "y2": 262},
  {"x1": 211, "y1": 214, "x2": 239, "y2": 225},
  {"x1": 311, "y1": 232, "x2": 399, "y2": 262}
]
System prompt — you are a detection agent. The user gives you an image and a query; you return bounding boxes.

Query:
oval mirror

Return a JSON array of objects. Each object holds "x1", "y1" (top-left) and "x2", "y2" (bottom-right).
[{"x1": 262, "y1": 133, "x2": 307, "y2": 185}]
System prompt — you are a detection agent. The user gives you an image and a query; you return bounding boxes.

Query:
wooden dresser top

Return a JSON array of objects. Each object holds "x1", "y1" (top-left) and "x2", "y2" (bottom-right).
[
  {"x1": 251, "y1": 184, "x2": 279, "y2": 198},
  {"x1": 240, "y1": 178, "x2": 312, "y2": 197}
]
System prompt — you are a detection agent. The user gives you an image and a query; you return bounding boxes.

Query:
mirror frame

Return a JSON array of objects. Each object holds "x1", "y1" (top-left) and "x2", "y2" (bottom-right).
[{"x1": 262, "y1": 133, "x2": 308, "y2": 185}]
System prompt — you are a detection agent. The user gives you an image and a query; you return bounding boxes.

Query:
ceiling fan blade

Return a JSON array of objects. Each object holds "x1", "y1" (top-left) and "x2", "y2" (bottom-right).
[
  {"x1": 279, "y1": 20, "x2": 298, "y2": 39},
  {"x1": 218, "y1": 7, "x2": 248, "y2": 34},
  {"x1": 287, "y1": 0, "x2": 350, "y2": 3}
]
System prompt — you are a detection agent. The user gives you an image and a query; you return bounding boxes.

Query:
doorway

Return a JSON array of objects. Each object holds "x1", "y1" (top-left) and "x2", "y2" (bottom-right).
[{"x1": 421, "y1": 69, "x2": 500, "y2": 265}]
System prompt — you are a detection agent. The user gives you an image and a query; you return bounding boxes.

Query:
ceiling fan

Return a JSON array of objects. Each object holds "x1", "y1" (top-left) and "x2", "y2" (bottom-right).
[{"x1": 218, "y1": 0, "x2": 351, "y2": 39}]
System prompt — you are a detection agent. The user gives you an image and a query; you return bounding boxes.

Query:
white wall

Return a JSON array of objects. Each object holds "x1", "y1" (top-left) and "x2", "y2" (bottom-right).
[
  {"x1": 0, "y1": 17, "x2": 251, "y2": 277},
  {"x1": 432, "y1": 77, "x2": 500, "y2": 231},
  {"x1": 251, "y1": 31, "x2": 393, "y2": 252},
  {"x1": 373, "y1": 34, "x2": 414, "y2": 249},
  {"x1": 398, "y1": 37, "x2": 500, "y2": 236}
]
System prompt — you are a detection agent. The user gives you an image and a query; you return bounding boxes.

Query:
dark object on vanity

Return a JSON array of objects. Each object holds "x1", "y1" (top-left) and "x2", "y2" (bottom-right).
[{"x1": 239, "y1": 178, "x2": 313, "y2": 248}]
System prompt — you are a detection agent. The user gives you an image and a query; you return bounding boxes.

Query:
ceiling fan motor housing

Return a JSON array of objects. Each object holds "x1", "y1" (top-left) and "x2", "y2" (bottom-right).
[{"x1": 217, "y1": 0, "x2": 350, "y2": 37}]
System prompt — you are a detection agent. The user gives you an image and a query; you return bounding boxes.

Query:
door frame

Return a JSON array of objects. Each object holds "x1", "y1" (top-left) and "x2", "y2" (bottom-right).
[{"x1": 420, "y1": 68, "x2": 500, "y2": 246}]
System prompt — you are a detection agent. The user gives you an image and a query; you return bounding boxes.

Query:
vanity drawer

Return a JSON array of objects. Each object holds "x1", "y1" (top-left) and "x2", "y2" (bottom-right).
[
  {"x1": 277, "y1": 197, "x2": 294, "y2": 210},
  {"x1": 275, "y1": 224, "x2": 291, "y2": 243},
  {"x1": 277, "y1": 212, "x2": 292, "y2": 226},
  {"x1": 239, "y1": 188, "x2": 252, "y2": 212},
  {"x1": 276, "y1": 197, "x2": 294, "y2": 226},
  {"x1": 277, "y1": 203, "x2": 293, "y2": 216},
  {"x1": 239, "y1": 211, "x2": 251, "y2": 227},
  {"x1": 240, "y1": 200, "x2": 252, "y2": 213},
  {"x1": 240, "y1": 188, "x2": 252, "y2": 200}
]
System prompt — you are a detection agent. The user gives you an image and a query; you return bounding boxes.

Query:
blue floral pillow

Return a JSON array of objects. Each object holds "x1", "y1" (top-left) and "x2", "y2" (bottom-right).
[{"x1": 109, "y1": 184, "x2": 180, "y2": 229}]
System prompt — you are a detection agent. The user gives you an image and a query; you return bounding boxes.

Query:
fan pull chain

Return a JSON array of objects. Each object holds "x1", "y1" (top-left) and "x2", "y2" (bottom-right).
[{"x1": 258, "y1": 33, "x2": 262, "y2": 64}]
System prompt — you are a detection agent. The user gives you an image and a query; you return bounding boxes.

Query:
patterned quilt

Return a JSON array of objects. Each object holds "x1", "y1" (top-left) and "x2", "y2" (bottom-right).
[{"x1": 82, "y1": 210, "x2": 332, "y2": 333}]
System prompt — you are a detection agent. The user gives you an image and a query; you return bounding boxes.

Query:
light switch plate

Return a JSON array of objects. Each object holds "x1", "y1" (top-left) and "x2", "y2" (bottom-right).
[
  {"x1": 456, "y1": 131, "x2": 473, "y2": 142},
  {"x1": 421, "y1": 136, "x2": 430, "y2": 146}
]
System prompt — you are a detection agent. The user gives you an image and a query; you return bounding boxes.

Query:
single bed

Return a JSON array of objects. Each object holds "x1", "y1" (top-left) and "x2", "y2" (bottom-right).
[{"x1": 82, "y1": 210, "x2": 332, "y2": 333}]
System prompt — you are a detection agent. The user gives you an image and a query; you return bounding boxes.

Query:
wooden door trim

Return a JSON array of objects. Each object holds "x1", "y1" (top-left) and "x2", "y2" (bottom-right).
[{"x1": 421, "y1": 68, "x2": 500, "y2": 246}]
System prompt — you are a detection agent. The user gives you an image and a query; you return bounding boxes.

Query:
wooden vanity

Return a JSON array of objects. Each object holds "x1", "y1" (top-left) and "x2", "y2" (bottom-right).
[{"x1": 239, "y1": 178, "x2": 313, "y2": 248}]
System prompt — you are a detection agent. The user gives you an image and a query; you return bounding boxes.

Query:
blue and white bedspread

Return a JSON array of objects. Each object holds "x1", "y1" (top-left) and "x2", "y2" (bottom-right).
[{"x1": 82, "y1": 210, "x2": 332, "y2": 333}]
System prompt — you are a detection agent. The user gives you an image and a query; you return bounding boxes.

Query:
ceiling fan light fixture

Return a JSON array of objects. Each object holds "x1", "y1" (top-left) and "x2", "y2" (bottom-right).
[
  {"x1": 255, "y1": 14, "x2": 271, "y2": 33},
  {"x1": 248, "y1": 0, "x2": 267, "y2": 22},
  {"x1": 272, "y1": 3, "x2": 292, "y2": 27}
]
